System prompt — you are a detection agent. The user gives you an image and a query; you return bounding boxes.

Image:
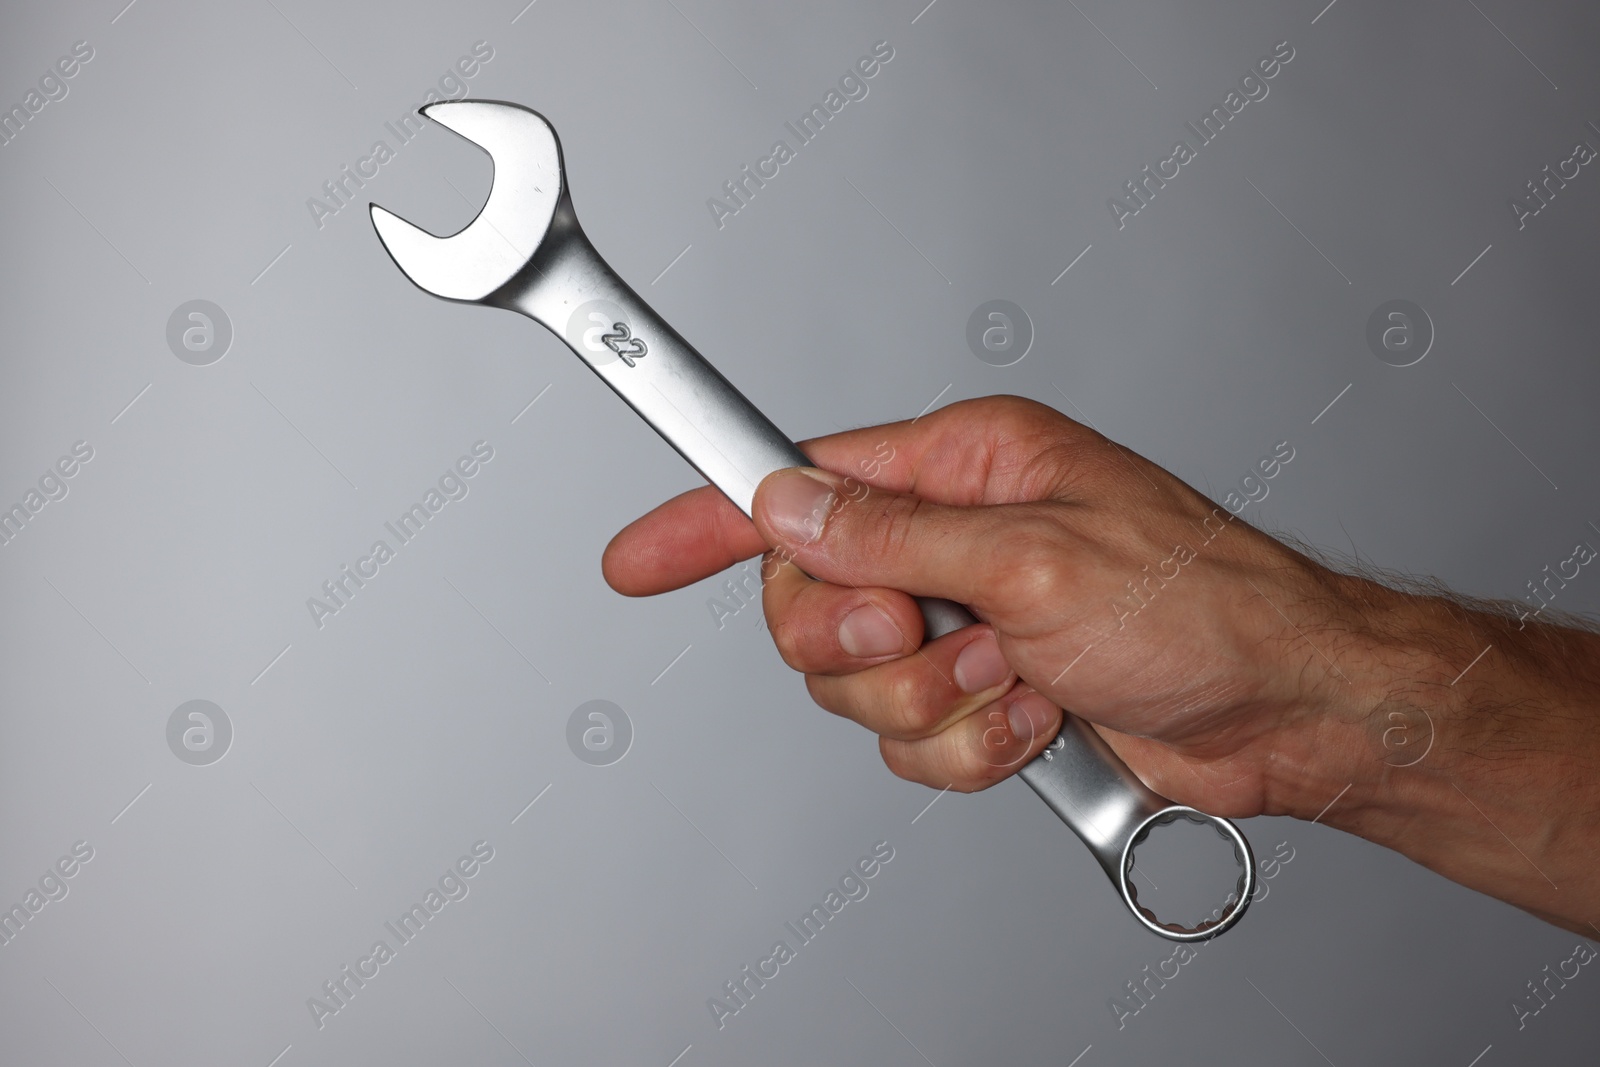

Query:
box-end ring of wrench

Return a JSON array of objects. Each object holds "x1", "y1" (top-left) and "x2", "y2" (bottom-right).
[{"x1": 370, "y1": 101, "x2": 1254, "y2": 941}]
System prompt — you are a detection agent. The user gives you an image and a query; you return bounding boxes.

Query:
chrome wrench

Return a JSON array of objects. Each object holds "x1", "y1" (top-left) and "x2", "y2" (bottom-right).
[{"x1": 371, "y1": 101, "x2": 1254, "y2": 940}]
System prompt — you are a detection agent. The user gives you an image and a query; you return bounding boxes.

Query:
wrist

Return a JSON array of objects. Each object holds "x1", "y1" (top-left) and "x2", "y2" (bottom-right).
[
  {"x1": 1263, "y1": 569, "x2": 1600, "y2": 929},
  {"x1": 1259, "y1": 570, "x2": 1478, "y2": 825}
]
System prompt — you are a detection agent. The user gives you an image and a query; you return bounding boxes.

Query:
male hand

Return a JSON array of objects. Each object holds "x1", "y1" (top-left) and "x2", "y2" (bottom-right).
[
  {"x1": 606, "y1": 393, "x2": 1600, "y2": 935},
  {"x1": 604, "y1": 396, "x2": 1364, "y2": 818}
]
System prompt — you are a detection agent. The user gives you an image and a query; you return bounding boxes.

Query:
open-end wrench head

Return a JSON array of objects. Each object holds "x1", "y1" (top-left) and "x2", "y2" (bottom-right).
[{"x1": 369, "y1": 100, "x2": 562, "y2": 303}]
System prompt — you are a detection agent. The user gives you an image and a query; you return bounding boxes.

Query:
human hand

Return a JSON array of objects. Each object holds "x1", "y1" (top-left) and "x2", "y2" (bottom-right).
[
  {"x1": 604, "y1": 395, "x2": 1375, "y2": 818},
  {"x1": 607, "y1": 394, "x2": 1600, "y2": 934}
]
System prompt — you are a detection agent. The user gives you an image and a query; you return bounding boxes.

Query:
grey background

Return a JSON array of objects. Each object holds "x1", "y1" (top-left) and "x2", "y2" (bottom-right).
[{"x1": 2, "y1": 0, "x2": 1597, "y2": 1064}]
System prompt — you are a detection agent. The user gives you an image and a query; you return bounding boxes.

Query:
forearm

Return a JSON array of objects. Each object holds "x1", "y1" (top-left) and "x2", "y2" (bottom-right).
[{"x1": 1269, "y1": 572, "x2": 1600, "y2": 934}]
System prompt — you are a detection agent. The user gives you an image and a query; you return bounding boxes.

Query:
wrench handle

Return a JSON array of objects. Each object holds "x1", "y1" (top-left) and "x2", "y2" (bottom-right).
[
  {"x1": 917, "y1": 600, "x2": 1254, "y2": 941},
  {"x1": 499, "y1": 197, "x2": 1252, "y2": 940}
]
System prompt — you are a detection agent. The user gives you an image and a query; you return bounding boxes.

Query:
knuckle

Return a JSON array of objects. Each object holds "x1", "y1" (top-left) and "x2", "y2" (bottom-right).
[
  {"x1": 766, "y1": 611, "x2": 811, "y2": 671},
  {"x1": 879, "y1": 667, "x2": 943, "y2": 738},
  {"x1": 970, "y1": 394, "x2": 1072, "y2": 439},
  {"x1": 803, "y1": 672, "x2": 827, "y2": 706},
  {"x1": 952, "y1": 393, "x2": 1041, "y2": 425},
  {"x1": 953, "y1": 760, "x2": 1010, "y2": 792},
  {"x1": 990, "y1": 524, "x2": 1073, "y2": 608},
  {"x1": 855, "y1": 492, "x2": 921, "y2": 564},
  {"x1": 950, "y1": 728, "x2": 1021, "y2": 791},
  {"x1": 878, "y1": 737, "x2": 926, "y2": 785},
  {"x1": 880, "y1": 734, "x2": 1002, "y2": 794}
]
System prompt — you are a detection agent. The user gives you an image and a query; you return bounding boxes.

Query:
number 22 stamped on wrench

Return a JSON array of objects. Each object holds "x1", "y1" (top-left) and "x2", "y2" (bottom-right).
[{"x1": 371, "y1": 101, "x2": 1254, "y2": 940}]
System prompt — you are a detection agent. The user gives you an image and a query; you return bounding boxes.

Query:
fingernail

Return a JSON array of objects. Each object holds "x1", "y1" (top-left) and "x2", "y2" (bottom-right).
[
  {"x1": 1007, "y1": 691, "x2": 1057, "y2": 743},
  {"x1": 839, "y1": 605, "x2": 903, "y2": 658},
  {"x1": 953, "y1": 632, "x2": 1011, "y2": 693},
  {"x1": 762, "y1": 468, "x2": 836, "y2": 545}
]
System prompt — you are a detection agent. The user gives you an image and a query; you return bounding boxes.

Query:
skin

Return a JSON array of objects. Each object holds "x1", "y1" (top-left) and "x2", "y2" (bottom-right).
[{"x1": 604, "y1": 396, "x2": 1600, "y2": 936}]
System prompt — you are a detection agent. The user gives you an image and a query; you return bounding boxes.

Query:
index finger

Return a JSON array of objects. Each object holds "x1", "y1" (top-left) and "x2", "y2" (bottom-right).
[{"x1": 600, "y1": 396, "x2": 1083, "y2": 596}]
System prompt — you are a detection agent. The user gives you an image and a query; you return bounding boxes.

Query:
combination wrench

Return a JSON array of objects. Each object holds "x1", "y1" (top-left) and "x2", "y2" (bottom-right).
[{"x1": 370, "y1": 100, "x2": 1254, "y2": 940}]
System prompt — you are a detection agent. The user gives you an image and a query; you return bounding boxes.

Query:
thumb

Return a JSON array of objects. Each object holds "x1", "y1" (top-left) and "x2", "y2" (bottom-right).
[{"x1": 753, "y1": 467, "x2": 1029, "y2": 613}]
